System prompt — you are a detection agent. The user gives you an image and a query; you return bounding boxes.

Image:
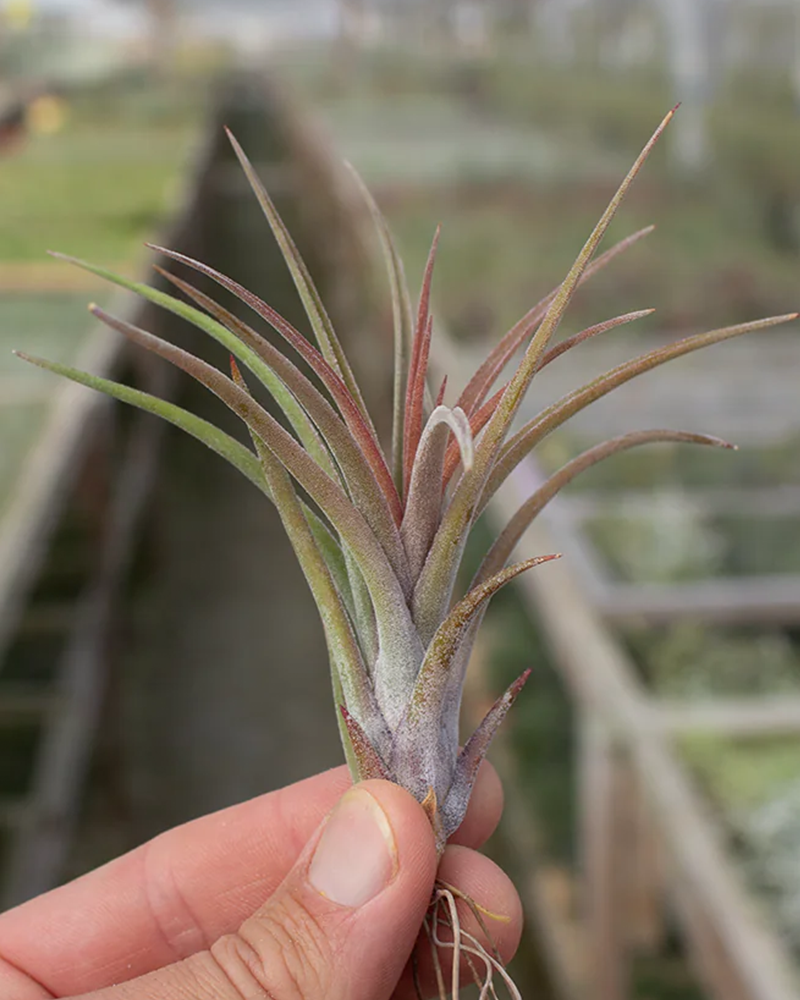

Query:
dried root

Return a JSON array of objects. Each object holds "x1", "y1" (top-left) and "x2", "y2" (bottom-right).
[{"x1": 413, "y1": 879, "x2": 523, "y2": 1000}]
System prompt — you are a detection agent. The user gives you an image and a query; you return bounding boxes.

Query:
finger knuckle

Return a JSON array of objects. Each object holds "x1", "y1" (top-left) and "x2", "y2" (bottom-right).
[{"x1": 209, "y1": 895, "x2": 334, "y2": 1000}]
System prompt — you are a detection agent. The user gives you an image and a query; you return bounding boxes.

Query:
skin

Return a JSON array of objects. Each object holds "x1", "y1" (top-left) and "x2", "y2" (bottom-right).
[{"x1": 0, "y1": 763, "x2": 522, "y2": 1000}]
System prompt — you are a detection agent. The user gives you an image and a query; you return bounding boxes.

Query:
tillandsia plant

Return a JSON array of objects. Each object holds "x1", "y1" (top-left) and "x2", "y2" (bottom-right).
[{"x1": 15, "y1": 108, "x2": 797, "y2": 997}]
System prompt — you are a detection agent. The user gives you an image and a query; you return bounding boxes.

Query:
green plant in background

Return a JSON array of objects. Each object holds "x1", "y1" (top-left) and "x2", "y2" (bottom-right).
[
  {"x1": 628, "y1": 623, "x2": 800, "y2": 699},
  {"x1": 16, "y1": 109, "x2": 797, "y2": 996}
]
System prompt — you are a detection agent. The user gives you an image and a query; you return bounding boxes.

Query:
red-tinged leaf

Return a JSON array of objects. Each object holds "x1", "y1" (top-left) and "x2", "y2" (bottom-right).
[
  {"x1": 420, "y1": 786, "x2": 446, "y2": 855},
  {"x1": 476, "y1": 430, "x2": 735, "y2": 585},
  {"x1": 404, "y1": 313, "x2": 434, "y2": 497},
  {"x1": 446, "y1": 308, "x2": 651, "y2": 487},
  {"x1": 415, "y1": 110, "x2": 676, "y2": 645},
  {"x1": 456, "y1": 226, "x2": 656, "y2": 416},
  {"x1": 156, "y1": 268, "x2": 375, "y2": 501},
  {"x1": 149, "y1": 246, "x2": 404, "y2": 527},
  {"x1": 225, "y1": 128, "x2": 375, "y2": 432},
  {"x1": 403, "y1": 228, "x2": 440, "y2": 497},
  {"x1": 441, "y1": 670, "x2": 531, "y2": 837},
  {"x1": 340, "y1": 705, "x2": 392, "y2": 781},
  {"x1": 229, "y1": 354, "x2": 245, "y2": 385},
  {"x1": 538, "y1": 308, "x2": 655, "y2": 370},
  {"x1": 482, "y1": 312, "x2": 799, "y2": 508},
  {"x1": 86, "y1": 306, "x2": 425, "y2": 701}
]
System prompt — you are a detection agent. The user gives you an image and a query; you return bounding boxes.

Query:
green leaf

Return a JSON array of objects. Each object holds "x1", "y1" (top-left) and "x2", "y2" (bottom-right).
[
  {"x1": 152, "y1": 266, "x2": 411, "y2": 588},
  {"x1": 483, "y1": 313, "x2": 799, "y2": 507},
  {"x1": 82, "y1": 309, "x2": 423, "y2": 714},
  {"x1": 50, "y1": 253, "x2": 325, "y2": 468},
  {"x1": 225, "y1": 128, "x2": 375, "y2": 432},
  {"x1": 53, "y1": 252, "x2": 410, "y2": 590},
  {"x1": 253, "y1": 412, "x2": 389, "y2": 776},
  {"x1": 456, "y1": 225, "x2": 656, "y2": 416},
  {"x1": 346, "y1": 161, "x2": 414, "y2": 492},
  {"x1": 14, "y1": 351, "x2": 268, "y2": 494},
  {"x1": 149, "y1": 248, "x2": 403, "y2": 529},
  {"x1": 476, "y1": 430, "x2": 735, "y2": 585}
]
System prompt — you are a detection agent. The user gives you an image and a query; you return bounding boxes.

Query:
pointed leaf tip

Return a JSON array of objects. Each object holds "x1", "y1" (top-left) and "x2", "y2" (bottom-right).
[
  {"x1": 229, "y1": 354, "x2": 245, "y2": 384},
  {"x1": 434, "y1": 375, "x2": 448, "y2": 408},
  {"x1": 420, "y1": 786, "x2": 446, "y2": 854},
  {"x1": 339, "y1": 705, "x2": 391, "y2": 781},
  {"x1": 440, "y1": 667, "x2": 533, "y2": 837},
  {"x1": 510, "y1": 667, "x2": 532, "y2": 696}
]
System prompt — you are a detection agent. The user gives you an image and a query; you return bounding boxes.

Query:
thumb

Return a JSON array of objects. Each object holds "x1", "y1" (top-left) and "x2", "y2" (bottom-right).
[{"x1": 97, "y1": 780, "x2": 438, "y2": 1000}]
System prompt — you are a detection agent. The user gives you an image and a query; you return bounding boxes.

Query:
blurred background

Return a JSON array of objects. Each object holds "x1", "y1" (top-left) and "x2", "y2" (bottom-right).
[{"x1": 1, "y1": 2, "x2": 800, "y2": 998}]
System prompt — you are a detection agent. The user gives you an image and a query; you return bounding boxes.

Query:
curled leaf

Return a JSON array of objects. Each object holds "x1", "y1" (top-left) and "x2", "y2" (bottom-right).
[{"x1": 402, "y1": 405, "x2": 474, "y2": 581}]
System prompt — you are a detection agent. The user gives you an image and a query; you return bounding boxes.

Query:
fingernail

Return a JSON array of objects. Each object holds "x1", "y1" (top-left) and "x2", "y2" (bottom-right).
[{"x1": 308, "y1": 787, "x2": 397, "y2": 907}]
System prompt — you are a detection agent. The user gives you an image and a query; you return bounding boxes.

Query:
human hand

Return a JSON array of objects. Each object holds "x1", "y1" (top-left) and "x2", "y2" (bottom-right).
[{"x1": 0, "y1": 764, "x2": 521, "y2": 1000}]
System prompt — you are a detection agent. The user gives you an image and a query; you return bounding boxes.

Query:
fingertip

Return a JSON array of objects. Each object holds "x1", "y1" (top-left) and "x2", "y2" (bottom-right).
[
  {"x1": 437, "y1": 844, "x2": 523, "y2": 964},
  {"x1": 448, "y1": 760, "x2": 504, "y2": 848}
]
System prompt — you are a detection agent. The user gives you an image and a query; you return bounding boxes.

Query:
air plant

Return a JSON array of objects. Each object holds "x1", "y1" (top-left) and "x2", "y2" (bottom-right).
[{"x1": 15, "y1": 107, "x2": 797, "y2": 998}]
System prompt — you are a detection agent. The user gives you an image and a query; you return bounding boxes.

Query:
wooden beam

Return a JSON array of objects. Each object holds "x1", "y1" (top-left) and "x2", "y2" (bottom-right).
[
  {"x1": 673, "y1": 882, "x2": 752, "y2": 1000},
  {"x1": 579, "y1": 716, "x2": 629, "y2": 1000},
  {"x1": 560, "y1": 486, "x2": 800, "y2": 521},
  {"x1": 597, "y1": 576, "x2": 800, "y2": 627},
  {"x1": 621, "y1": 768, "x2": 665, "y2": 953},
  {"x1": 657, "y1": 696, "x2": 800, "y2": 738},
  {"x1": 463, "y1": 633, "x2": 586, "y2": 1000}
]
